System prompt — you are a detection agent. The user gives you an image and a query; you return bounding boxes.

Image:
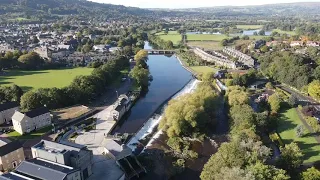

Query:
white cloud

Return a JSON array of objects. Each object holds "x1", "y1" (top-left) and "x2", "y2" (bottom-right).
[{"x1": 89, "y1": 0, "x2": 317, "y2": 8}]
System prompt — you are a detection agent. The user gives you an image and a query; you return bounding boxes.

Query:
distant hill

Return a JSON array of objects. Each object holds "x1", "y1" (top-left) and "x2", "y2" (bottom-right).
[{"x1": 0, "y1": 0, "x2": 154, "y2": 21}]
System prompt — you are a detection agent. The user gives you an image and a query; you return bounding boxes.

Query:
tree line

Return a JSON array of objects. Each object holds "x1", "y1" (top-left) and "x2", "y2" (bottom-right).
[
  {"x1": 20, "y1": 55, "x2": 129, "y2": 111},
  {"x1": 200, "y1": 85, "x2": 318, "y2": 180}
]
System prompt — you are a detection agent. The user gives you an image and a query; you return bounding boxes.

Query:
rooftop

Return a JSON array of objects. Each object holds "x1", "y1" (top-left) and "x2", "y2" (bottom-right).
[
  {"x1": 25, "y1": 107, "x2": 49, "y2": 118},
  {"x1": 32, "y1": 140, "x2": 84, "y2": 155},
  {"x1": 0, "y1": 141, "x2": 22, "y2": 157},
  {"x1": 0, "y1": 102, "x2": 19, "y2": 112},
  {"x1": 15, "y1": 159, "x2": 77, "y2": 180}
]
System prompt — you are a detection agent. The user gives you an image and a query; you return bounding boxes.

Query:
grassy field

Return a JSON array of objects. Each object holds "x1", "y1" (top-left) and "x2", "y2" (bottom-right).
[
  {"x1": 277, "y1": 108, "x2": 320, "y2": 163},
  {"x1": 6, "y1": 126, "x2": 52, "y2": 140},
  {"x1": 272, "y1": 29, "x2": 296, "y2": 35},
  {"x1": 236, "y1": 25, "x2": 263, "y2": 30},
  {"x1": 157, "y1": 34, "x2": 182, "y2": 45},
  {"x1": 155, "y1": 31, "x2": 179, "y2": 35},
  {"x1": 190, "y1": 66, "x2": 217, "y2": 74},
  {"x1": 0, "y1": 68, "x2": 93, "y2": 91},
  {"x1": 187, "y1": 34, "x2": 227, "y2": 41},
  {"x1": 187, "y1": 41, "x2": 223, "y2": 50}
]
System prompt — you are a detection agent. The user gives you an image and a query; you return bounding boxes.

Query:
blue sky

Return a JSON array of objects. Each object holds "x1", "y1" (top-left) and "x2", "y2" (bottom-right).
[{"x1": 89, "y1": 0, "x2": 318, "y2": 8}]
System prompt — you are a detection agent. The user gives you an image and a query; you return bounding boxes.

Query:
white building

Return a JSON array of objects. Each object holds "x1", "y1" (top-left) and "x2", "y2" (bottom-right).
[{"x1": 12, "y1": 107, "x2": 51, "y2": 135}]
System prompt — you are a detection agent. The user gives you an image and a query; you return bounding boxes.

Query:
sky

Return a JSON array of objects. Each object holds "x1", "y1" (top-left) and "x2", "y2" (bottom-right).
[{"x1": 89, "y1": 0, "x2": 318, "y2": 9}]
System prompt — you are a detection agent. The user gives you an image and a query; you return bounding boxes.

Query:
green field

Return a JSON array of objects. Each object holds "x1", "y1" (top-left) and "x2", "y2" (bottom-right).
[
  {"x1": 272, "y1": 29, "x2": 296, "y2": 35},
  {"x1": 277, "y1": 108, "x2": 320, "y2": 163},
  {"x1": 236, "y1": 25, "x2": 263, "y2": 30},
  {"x1": 157, "y1": 34, "x2": 182, "y2": 45},
  {"x1": 190, "y1": 66, "x2": 217, "y2": 74},
  {"x1": 155, "y1": 31, "x2": 179, "y2": 35},
  {"x1": 6, "y1": 126, "x2": 52, "y2": 140},
  {"x1": 0, "y1": 68, "x2": 93, "y2": 91},
  {"x1": 187, "y1": 34, "x2": 227, "y2": 41}
]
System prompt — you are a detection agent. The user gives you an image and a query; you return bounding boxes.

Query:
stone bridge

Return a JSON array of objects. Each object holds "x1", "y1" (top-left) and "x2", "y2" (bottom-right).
[{"x1": 145, "y1": 49, "x2": 176, "y2": 54}]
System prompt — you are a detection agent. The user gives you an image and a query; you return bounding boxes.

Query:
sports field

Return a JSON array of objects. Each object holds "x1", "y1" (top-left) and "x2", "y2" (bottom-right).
[
  {"x1": 236, "y1": 25, "x2": 263, "y2": 29},
  {"x1": 0, "y1": 68, "x2": 93, "y2": 91},
  {"x1": 277, "y1": 108, "x2": 320, "y2": 163},
  {"x1": 187, "y1": 34, "x2": 227, "y2": 41}
]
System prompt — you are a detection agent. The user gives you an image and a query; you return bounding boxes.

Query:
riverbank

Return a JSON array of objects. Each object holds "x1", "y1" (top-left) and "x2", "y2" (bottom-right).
[{"x1": 127, "y1": 78, "x2": 200, "y2": 152}]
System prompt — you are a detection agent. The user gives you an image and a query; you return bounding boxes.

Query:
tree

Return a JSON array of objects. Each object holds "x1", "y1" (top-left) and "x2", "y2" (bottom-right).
[
  {"x1": 295, "y1": 125, "x2": 304, "y2": 137},
  {"x1": 246, "y1": 162, "x2": 290, "y2": 180},
  {"x1": 227, "y1": 86, "x2": 249, "y2": 107},
  {"x1": 214, "y1": 167, "x2": 254, "y2": 180},
  {"x1": 259, "y1": 30, "x2": 265, "y2": 36},
  {"x1": 18, "y1": 52, "x2": 44, "y2": 69},
  {"x1": 134, "y1": 50, "x2": 148, "y2": 69},
  {"x1": 288, "y1": 95, "x2": 298, "y2": 107},
  {"x1": 81, "y1": 44, "x2": 92, "y2": 53},
  {"x1": 202, "y1": 72, "x2": 214, "y2": 83},
  {"x1": 308, "y1": 80, "x2": 320, "y2": 100},
  {"x1": 268, "y1": 94, "x2": 281, "y2": 113},
  {"x1": 260, "y1": 45, "x2": 269, "y2": 53},
  {"x1": 276, "y1": 143, "x2": 303, "y2": 173},
  {"x1": 20, "y1": 91, "x2": 43, "y2": 111},
  {"x1": 220, "y1": 39, "x2": 228, "y2": 46},
  {"x1": 129, "y1": 65, "x2": 150, "y2": 88},
  {"x1": 302, "y1": 167, "x2": 320, "y2": 180},
  {"x1": 313, "y1": 66, "x2": 320, "y2": 80}
]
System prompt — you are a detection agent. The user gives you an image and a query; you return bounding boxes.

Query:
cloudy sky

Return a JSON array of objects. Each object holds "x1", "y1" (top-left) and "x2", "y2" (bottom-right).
[{"x1": 89, "y1": 0, "x2": 317, "y2": 8}]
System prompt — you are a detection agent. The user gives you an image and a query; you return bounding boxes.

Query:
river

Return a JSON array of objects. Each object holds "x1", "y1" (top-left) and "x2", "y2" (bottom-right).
[{"x1": 111, "y1": 42, "x2": 193, "y2": 134}]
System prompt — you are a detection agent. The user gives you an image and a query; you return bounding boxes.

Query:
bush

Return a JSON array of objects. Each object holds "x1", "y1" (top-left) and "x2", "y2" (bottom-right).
[
  {"x1": 295, "y1": 125, "x2": 304, "y2": 137},
  {"x1": 305, "y1": 117, "x2": 320, "y2": 133},
  {"x1": 172, "y1": 159, "x2": 185, "y2": 174},
  {"x1": 269, "y1": 132, "x2": 284, "y2": 147}
]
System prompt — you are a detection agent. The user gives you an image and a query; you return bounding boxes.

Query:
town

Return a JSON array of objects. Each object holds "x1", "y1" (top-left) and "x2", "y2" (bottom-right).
[{"x1": 1, "y1": 0, "x2": 320, "y2": 180}]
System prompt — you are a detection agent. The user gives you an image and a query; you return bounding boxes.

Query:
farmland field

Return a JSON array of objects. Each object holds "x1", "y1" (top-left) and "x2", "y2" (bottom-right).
[
  {"x1": 277, "y1": 108, "x2": 320, "y2": 163},
  {"x1": 272, "y1": 29, "x2": 296, "y2": 35},
  {"x1": 236, "y1": 25, "x2": 263, "y2": 29},
  {"x1": 187, "y1": 34, "x2": 227, "y2": 41},
  {"x1": 156, "y1": 31, "x2": 182, "y2": 44},
  {"x1": 0, "y1": 68, "x2": 93, "y2": 91}
]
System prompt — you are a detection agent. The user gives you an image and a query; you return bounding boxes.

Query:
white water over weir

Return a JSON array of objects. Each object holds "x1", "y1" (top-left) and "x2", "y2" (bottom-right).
[{"x1": 127, "y1": 79, "x2": 201, "y2": 151}]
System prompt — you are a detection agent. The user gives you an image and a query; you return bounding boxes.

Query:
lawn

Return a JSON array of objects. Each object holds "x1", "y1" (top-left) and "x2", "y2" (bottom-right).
[
  {"x1": 157, "y1": 34, "x2": 182, "y2": 45},
  {"x1": 272, "y1": 29, "x2": 296, "y2": 35},
  {"x1": 6, "y1": 126, "x2": 52, "y2": 140},
  {"x1": 277, "y1": 108, "x2": 320, "y2": 163},
  {"x1": 187, "y1": 34, "x2": 227, "y2": 41},
  {"x1": 0, "y1": 68, "x2": 93, "y2": 91},
  {"x1": 236, "y1": 25, "x2": 263, "y2": 30},
  {"x1": 190, "y1": 66, "x2": 218, "y2": 74},
  {"x1": 155, "y1": 31, "x2": 179, "y2": 35},
  {"x1": 187, "y1": 41, "x2": 224, "y2": 50}
]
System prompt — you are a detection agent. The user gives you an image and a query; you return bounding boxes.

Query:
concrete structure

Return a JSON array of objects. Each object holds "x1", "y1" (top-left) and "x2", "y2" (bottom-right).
[
  {"x1": 103, "y1": 139, "x2": 132, "y2": 160},
  {"x1": 0, "y1": 139, "x2": 25, "y2": 172},
  {"x1": 193, "y1": 48, "x2": 236, "y2": 69},
  {"x1": 31, "y1": 140, "x2": 93, "y2": 180},
  {"x1": 112, "y1": 95, "x2": 131, "y2": 121},
  {"x1": 0, "y1": 102, "x2": 19, "y2": 125},
  {"x1": 223, "y1": 47, "x2": 255, "y2": 67},
  {"x1": 12, "y1": 107, "x2": 51, "y2": 135},
  {"x1": 145, "y1": 49, "x2": 175, "y2": 54}
]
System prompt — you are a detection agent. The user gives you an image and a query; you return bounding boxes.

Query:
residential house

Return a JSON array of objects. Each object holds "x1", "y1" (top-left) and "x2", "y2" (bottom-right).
[
  {"x1": 0, "y1": 139, "x2": 25, "y2": 172},
  {"x1": 112, "y1": 95, "x2": 131, "y2": 121},
  {"x1": 0, "y1": 102, "x2": 19, "y2": 125},
  {"x1": 290, "y1": 41, "x2": 303, "y2": 47},
  {"x1": 193, "y1": 48, "x2": 236, "y2": 69},
  {"x1": 0, "y1": 158, "x2": 81, "y2": 180},
  {"x1": 12, "y1": 107, "x2": 51, "y2": 135},
  {"x1": 223, "y1": 47, "x2": 255, "y2": 68},
  {"x1": 31, "y1": 140, "x2": 93, "y2": 180}
]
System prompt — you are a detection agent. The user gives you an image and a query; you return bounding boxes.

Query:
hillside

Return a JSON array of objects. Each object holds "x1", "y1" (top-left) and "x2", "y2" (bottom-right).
[{"x1": 0, "y1": 0, "x2": 154, "y2": 22}]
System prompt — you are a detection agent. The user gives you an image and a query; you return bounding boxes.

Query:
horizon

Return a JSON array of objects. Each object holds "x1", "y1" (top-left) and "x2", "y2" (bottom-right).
[{"x1": 88, "y1": 0, "x2": 320, "y2": 9}]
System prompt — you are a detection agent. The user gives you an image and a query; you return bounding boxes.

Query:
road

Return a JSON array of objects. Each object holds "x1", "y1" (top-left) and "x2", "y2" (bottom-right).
[{"x1": 277, "y1": 85, "x2": 319, "y2": 106}]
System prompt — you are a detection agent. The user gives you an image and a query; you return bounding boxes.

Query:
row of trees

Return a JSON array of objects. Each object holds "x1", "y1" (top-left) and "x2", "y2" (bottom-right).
[
  {"x1": 129, "y1": 50, "x2": 151, "y2": 89},
  {"x1": 20, "y1": 55, "x2": 129, "y2": 111},
  {"x1": 148, "y1": 34, "x2": 174, "y2": 49},
  {"x1": 200, "y1": 86, "x2": 317, "y2": 180},
  {"x1": 259, "y1": 51, "x2": 313, "y2": 90},
  {"x1": 0, "y1": 84, "x2": 23, "y2": 103},
  {"x1": 0, "y1": 51, "x2": 46, "y2": 70}
]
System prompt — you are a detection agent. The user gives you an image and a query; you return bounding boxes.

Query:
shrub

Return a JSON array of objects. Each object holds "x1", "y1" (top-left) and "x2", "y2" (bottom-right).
[
  {"x1": 305, "y1": 117, "x2": 320, "y2": 133},
  {"x1": 295, "y1": 125, "x2": 304, "y2": 137}
]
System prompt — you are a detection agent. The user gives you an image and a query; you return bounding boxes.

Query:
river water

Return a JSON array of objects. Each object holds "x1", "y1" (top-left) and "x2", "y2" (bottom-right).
[{"x1": 111, "y1": 42, "x2": 193, "y2": 134}]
